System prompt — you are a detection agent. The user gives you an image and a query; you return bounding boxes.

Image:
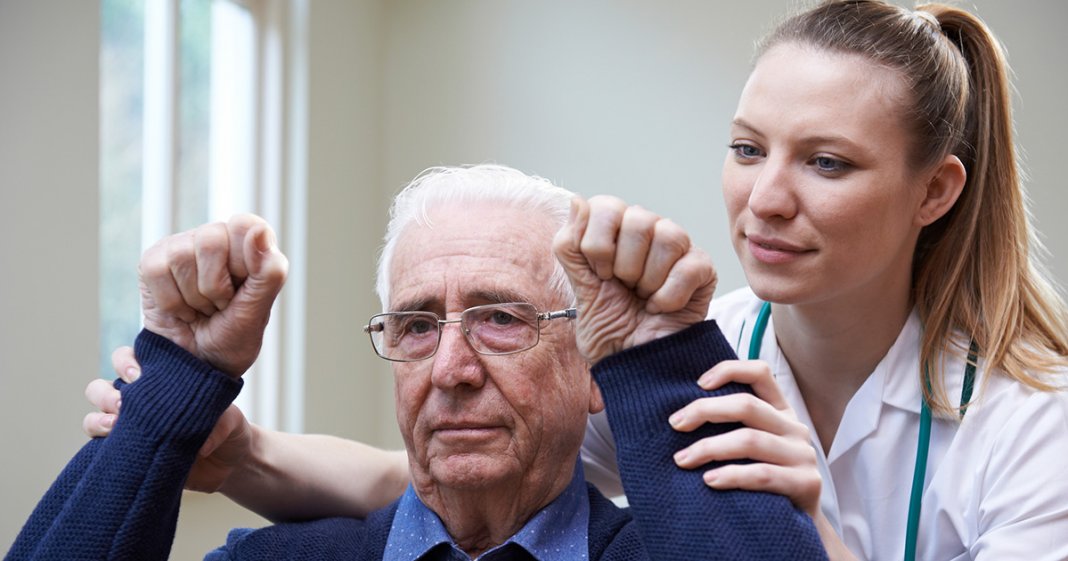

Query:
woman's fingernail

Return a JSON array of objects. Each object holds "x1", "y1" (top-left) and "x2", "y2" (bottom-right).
[
  {"x1": 697, "y1": 373, "x2": 713, "y2": 388},
  {"x1": 102, "y1": 415, "x2": 116, "y2": 429},
  {"x1": 704, "y1": 471, "x2": 719, "y2": 485},
  {"x1": 669, "y1": 411, "x2": 684, "y2": 427},
  {"x1": 674, "y1": 449, "x2": 689, "y2": 464},
  {"x1": 126, "y1": 366, "x2": 140, "y2": 381},
  {"x1": 116, "y1": 399, "x2": 122, "y2": 411}
]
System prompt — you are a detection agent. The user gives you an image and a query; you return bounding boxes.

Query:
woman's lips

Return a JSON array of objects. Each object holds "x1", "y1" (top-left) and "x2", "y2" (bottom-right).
[{"x1": 746, "y1": 235, "x2": 813, "y2": 265}]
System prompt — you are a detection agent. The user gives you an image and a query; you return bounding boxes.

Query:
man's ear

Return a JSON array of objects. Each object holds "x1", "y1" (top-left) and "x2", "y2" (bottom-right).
[
  {"x1": 588, "y1": 375, "x2": 605, "y2": 414},
  {"x1": 916, "y1": 154, "x2": 967, "y2": 226}
]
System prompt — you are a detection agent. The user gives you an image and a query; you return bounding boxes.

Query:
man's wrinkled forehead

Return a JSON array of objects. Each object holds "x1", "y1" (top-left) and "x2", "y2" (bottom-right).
[
  {"x1": 386, "y1": 205, "x2": 560, "y2": 312},
  {"x1": 390, "y1": 287, "x2": 541, "y2": 314}
]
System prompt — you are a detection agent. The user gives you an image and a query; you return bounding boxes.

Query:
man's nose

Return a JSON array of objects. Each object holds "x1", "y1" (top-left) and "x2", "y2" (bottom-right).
[{"x1": 429, "y1": 323, "x2": 487, "y2": 389}]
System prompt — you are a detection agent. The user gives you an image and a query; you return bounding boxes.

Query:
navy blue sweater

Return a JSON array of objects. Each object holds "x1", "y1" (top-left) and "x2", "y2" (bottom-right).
[{"x1": 7, "y1": 322, "x2": 826, "y2": 560}]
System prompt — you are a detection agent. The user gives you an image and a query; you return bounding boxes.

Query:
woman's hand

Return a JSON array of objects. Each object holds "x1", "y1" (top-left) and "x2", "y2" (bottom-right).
[
  {"x1": 83, "y1": 345, "x2": 251, "y2": 494},
  {"x1": 670, "y1": 359, "x2": 820, "y2": 513},
  {"x1": 670, "y1": 358, "x2": 856, "y2": 559},
  {"x1": 83, "y1": 346, "x2": 409, "y2": 521}
]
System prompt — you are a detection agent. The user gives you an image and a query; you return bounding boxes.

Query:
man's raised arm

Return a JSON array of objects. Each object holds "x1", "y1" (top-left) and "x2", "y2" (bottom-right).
[
  {"x1": 554, "y1": 196, "x2": 827, "y2": 560},
  {"x1": 7, "y1": 216, "x2": 286, "y2": 560}
]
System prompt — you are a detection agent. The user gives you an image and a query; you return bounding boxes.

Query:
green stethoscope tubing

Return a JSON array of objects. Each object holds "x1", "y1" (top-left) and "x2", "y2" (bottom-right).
[{"x1": 748, "y1": 302, "x2": 977, "y2": 560}]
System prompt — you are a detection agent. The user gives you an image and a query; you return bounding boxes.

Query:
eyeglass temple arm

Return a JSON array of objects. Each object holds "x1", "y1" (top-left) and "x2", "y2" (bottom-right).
[{"x1": 541, "y1": 308, "x2": 578, "y2": 321}]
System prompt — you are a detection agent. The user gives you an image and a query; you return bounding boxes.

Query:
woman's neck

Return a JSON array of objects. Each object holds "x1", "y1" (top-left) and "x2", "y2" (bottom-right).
[{"x1": 772, "y1": 287, "x2": 913, "y2": 455}]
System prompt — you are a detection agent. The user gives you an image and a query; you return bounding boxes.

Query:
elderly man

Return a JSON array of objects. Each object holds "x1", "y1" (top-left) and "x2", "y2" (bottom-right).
[{"x1": 9, "y1": 165, "x2": 825, "y2": 560}]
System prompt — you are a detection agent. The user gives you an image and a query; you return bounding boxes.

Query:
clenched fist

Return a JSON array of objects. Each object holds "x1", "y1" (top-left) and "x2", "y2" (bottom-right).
[
  {"x1": 139, "y1": 214, "x2": 288, "y2": 377},
  {"x1": 553, "y1": 196, "x2": 717, "y2": 364}
]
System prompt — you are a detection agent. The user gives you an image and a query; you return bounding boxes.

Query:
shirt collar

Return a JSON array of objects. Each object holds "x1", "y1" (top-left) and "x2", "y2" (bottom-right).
[
  {"x1": 881, "y1": 309, "x2": 926, "y2": 414},
  {"x1": 764, "y1": 307, "x2": 924, "y2": 461},
  {"x1": 383, "y1": 460, "x2": 590, "y2": 561}
]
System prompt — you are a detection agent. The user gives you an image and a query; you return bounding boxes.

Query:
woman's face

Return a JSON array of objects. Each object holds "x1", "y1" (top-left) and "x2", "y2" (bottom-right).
[{"x1": 723, "y1": 43, "x2": 930, "y2": 308}]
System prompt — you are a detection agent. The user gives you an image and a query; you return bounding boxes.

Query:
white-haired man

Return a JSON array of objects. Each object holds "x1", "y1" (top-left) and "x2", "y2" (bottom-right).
[{"x1": 10, "y1": 165, "x2": 826, "y2": 560}]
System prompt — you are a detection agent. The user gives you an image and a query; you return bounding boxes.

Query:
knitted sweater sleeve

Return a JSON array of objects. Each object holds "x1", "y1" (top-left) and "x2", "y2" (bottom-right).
[
  {"x1": 592, "y1": 320, "x2": 828, "y2": 561},
  {"x1": 6, "y1": 330, "x2": 242, "y2": 561}
]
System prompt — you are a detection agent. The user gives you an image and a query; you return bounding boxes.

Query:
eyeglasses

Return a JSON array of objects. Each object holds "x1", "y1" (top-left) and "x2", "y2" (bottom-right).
[{"x1": 363, "y1": 302, "x2": 577, "y2": 362}]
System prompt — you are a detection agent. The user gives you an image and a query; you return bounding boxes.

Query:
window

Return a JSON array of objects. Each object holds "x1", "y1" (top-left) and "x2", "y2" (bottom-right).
[{"x1": 100, "y1": 0, "x2": 306, "y2": 431}]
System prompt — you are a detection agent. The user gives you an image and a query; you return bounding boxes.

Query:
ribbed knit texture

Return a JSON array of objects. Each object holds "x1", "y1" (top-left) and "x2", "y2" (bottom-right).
[
  {"x1": 592, "y1": 320, "x2": 828, "y2": 560},
  {"x1": 6, "y1": 330, "x2": 242, "y2": 561},
  {"x1": 8, "y1": 325, "x2": 827, "y2": 560}
]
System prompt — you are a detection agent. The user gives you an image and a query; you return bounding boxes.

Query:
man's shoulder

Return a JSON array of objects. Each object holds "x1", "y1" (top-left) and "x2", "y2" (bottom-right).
[
  {"x1": 207, "y1": 503, "x2": 399, "y2": 560},
  {"x1": 586, "y1": 484, "x2": 648, "y2": 561}
]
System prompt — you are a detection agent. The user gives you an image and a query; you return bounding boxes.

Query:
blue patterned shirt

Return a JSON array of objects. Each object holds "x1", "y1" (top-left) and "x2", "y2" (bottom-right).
[{"x1": 383, "y1": 462, "x2": 589, "y2": 561}]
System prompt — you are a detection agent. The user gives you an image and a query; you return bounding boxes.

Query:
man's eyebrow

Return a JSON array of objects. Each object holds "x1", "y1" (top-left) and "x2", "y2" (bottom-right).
[
  {"x1": 389, "y1": 297, "x2": 437, "y2": 313},
  {"x1": 468, "y1": 289, "x2": 536, "y2": 306},
  {"x1": 389, "y1": 289, "x2": 542, "y2": 314}
]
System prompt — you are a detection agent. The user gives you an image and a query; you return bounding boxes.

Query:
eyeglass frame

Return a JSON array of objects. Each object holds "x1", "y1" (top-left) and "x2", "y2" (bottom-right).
[{"x1": 362, "y1": 302, "x2": 577, "y2": 362}]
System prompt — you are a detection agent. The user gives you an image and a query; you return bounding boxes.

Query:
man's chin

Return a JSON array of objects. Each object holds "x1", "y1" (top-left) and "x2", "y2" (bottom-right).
[{"x1": 426, "y1": 453, "x2": 518, "y2": 490}]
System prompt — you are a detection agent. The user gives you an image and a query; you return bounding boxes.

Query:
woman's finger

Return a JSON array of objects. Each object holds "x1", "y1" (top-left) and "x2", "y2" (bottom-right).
[
  {"x1": 673, "y1": 426, "x2": 817, "y2": 469},
  {"x1": 82, "y1": 412, "x2": 117, "y2": 438},
  {"x1": 697, "y1": 359, "x2": 789, "y2": 411},
  {"x1": 669, "y1": 392, "x2": 803, "y2": 436},
  {"x1": 702, "y1": 462, "x2": 823, "y2": 516},
  {"x1": 85, "y1": 378, "x2": 121, "y2": 413},
  {"x1": 111, "y1": 346, "x2": 141, "y2": 383}
]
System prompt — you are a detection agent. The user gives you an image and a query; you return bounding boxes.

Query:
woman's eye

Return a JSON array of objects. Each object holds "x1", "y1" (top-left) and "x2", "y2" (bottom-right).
[
  {"x1": 812, "y1": 156, "x2": 850, "y2": 174},
  {"x1": 728, "y1": 143, "x2": 764, "y2": 160}
]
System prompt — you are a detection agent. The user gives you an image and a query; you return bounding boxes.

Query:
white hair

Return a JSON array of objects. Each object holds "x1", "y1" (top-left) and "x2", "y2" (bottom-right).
[{"x1": 376, "y1": 164, "x2": 576, "y2": 310}]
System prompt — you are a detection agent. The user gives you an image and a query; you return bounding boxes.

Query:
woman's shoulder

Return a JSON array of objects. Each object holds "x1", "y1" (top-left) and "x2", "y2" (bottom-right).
[
  {"x1": 961, "y1": 359, "x2": 1068, "y2": 451},
  {"x1": 974, "y1": 362, "x2": 1068, "y2": 413},
  {"x1": 708, "y1": 285, "x2": 762, "y2": 319},
  {"x1": 708, "y1": 286, "x2": 763, "y2": 350}
]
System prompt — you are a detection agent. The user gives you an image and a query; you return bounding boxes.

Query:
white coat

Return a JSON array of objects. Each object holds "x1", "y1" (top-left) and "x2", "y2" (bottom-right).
[{"x1": 581, "y1": 287, "x2": 1068, "y2": 560}]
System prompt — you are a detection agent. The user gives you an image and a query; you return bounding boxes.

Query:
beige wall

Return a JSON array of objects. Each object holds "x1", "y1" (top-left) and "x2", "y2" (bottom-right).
[
  {"x1": 1, "y1": 0, "x2": 102, "y2": 548},
  {"x1": 381, "y1": 0, "x2": 1068, "y2": 295},
  {"x1": 2, "y1": 0, "x2": 1066, "y2": 555}
]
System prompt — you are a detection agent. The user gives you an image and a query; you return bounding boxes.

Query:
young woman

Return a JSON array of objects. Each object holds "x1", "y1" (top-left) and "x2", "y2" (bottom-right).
[
  {"x1": 581, "y1": 2, "x2": 1068, "y2": 558},
  {"x1": 84, "y1": 1, "x2": 1068, "y2": 558}
]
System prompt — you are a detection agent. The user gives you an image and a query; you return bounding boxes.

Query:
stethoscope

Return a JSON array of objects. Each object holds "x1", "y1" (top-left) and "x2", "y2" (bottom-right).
[{"x1": 748, "y1": 302, "x2": 977, "y2": 561}]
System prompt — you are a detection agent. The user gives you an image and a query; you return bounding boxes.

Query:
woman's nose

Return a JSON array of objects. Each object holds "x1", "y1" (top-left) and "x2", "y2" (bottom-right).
[{"x1": 747, "y1": 157, "x2": 798, "y2": 221}]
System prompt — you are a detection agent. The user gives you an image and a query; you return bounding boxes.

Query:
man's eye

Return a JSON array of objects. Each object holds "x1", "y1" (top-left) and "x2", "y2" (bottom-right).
[
  {"x1": 407, "y1": 319, "x2": 435, "y2": 334},
  {"x1": 489, "y1": 311, "x2": 516, "y2": 325}
]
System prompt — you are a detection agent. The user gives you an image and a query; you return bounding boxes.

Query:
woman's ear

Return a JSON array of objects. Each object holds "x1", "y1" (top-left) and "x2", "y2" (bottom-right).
[{"x1": 916, "y1": 154, "x2": 967, "y2": 226}]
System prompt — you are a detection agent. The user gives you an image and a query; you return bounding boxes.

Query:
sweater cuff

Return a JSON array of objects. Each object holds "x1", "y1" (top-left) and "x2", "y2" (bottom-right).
[
  {"x1": 593, "y1": 320, "x2": 738, "y2": 384},
  {"x1": 591, "y1": 320, "x2": 748, "y2": 435},
  {"x1": 119, "y1": 329, "x2": 243, "y2": 451}
]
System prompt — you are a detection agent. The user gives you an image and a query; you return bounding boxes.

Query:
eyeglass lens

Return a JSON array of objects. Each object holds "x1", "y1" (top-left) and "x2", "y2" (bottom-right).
[{"x1": 368, "y1": 303, "x2": 541, "y2": 361}]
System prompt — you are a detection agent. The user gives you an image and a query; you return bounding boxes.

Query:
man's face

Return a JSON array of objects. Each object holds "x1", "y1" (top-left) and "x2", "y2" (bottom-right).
[{"x1": 388, "y1": 201, "x2": 600, "y2": 496}]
